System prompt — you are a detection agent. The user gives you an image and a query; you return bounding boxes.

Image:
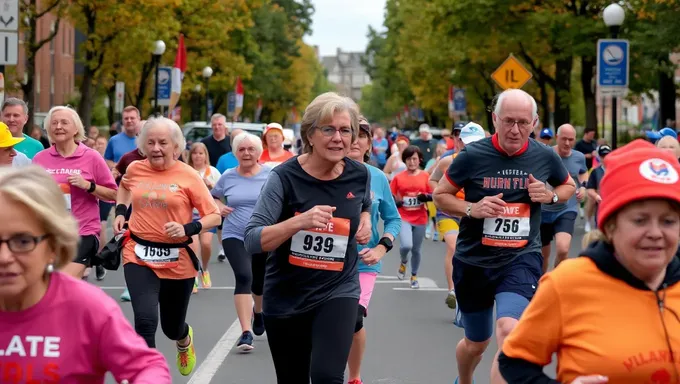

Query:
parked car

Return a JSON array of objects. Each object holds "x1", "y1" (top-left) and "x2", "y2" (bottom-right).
[{"x1": 182, "y1": 121, "x2": 266, "y2": 146}]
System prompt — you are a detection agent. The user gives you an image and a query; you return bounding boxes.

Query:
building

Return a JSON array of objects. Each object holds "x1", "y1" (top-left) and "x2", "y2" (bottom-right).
[{"x1": 320, "y1": 47, "x2": 371, "y2": 101}]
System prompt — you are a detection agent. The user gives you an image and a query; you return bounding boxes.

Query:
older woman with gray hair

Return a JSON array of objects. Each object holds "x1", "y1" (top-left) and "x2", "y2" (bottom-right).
[
  {"x1": 113, "y1": 117, "x2": 220, "y2": 376},
  {"x1": 33, "y1": 106, "x2": 117, "y2": 279},
  {"x1": 244, "y1": 92, "x2": 372, "y2": 383}
]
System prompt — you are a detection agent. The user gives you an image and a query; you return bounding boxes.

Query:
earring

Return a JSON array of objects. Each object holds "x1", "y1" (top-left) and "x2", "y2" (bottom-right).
[{"x1": 45, "y1": 263, "x2": 54, "y2": 274}]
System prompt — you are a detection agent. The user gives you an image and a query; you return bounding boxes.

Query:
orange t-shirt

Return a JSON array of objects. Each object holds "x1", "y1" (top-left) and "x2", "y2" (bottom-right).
[
  {"x1": 390, "y1": 170, "x2": 432, "y2": 226},
  {"x1": 121, "y1": 160, "x2": 219, "y2": 279},
  {"x1": 260, "y1": 149, "x2": 294, "y2": 168},
  {"x1": 502, "y1": 257, "x2": 680, "y2": 383}
]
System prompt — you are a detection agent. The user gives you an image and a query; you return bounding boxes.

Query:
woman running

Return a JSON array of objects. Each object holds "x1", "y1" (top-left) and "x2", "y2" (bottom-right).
[
  {"x1": 346, "y1": 117, "x2": 401, "y2": 384},
  {"x1": 245, "y1": 92, "x2": 372, "y2": 384},
  {"x1": 259, "y1": 122, "x2": 294, "y2": 167},
  {"x1": 391, "y1": 145, "x2": 432, "y2": 288},
  {"x1": 0, "y1": 166, "x2": 171, "y2": 383},
  {"x1": 33, "y1": 106, "x2": 117, "y2": 279},
  {"x1": 212, "y1": 132, "x2": 271, "y2": 352},
  {"x1": 113, "y1": 117, "x2": 221, "y2": 376},
  {"x1": 187, "y1": 142, "x2": 221, "y2": 291},
  {"x1": 383, "y1": 136, "x2": 409, "y2": 180}
]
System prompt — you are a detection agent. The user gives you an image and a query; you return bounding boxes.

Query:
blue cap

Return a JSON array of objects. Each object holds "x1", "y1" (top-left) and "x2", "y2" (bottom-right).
[
  {"x1": 539, "y1": 128, "x2": 554, "y2": 138},
  {"x1": 646, "y1": 127, "x2": 678, "y2": 141}
]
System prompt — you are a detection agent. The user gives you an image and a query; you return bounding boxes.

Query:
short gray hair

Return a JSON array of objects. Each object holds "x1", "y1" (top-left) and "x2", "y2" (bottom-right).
[
  {"x1": 44, "y1": 106, "x2": 86, "y2": 143},
  {"x1": 210, "y1": 113, "x2": 226, "y2": 124},
  {"x1": 137, "y1": 117, "x2": 186, "y2": 157},
  {"x1": 232, "y1": 132, "x2": 263, "y2": 156},
  {"x1": 300, "y1": 92, "x2": 359, "y2": 154},
  {"x1": 493, "y1": 89, "x2": 538, "y2": 120},
  {"x1": 2, "y1": 97, "x2": 28, "y2": 115}
]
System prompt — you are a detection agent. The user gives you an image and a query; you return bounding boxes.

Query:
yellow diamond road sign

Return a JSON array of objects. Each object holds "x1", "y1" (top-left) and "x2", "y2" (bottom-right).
[{"x1": 491, "y1": 54, "x2": 533, "y2": 90}]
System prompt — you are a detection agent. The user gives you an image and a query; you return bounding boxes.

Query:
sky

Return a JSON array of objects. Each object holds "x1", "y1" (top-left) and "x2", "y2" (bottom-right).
[{"x1": 306, "y1": 0, "x2": 387, "y2": 57}]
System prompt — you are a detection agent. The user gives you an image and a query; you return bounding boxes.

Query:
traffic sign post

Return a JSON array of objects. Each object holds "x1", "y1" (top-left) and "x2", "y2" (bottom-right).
[
  {"x1": 227, "y1": 92, "x2": 236, "y2": 118},
  {"x1": 453, "y1": 87, "x2": 466, "y2": 113},
  {"x1": 491, "y1": 54, "x2": 532, "y2": 90},
  {"x1": 114, "y1": 81, "x2": 125, "y2": 114},
  {"x1": 0, "y1": 0, "x2": 18, "y2": 81},
  {"x1": 156, "y1": 66, "x2": 171, "y2": 107},
  {"x1": 597, "y1": 39, "x2": 629, "y2": 149}
]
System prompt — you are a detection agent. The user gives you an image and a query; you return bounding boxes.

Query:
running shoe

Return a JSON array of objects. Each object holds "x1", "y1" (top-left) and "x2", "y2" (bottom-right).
[
  {"x1": 453, "y1": 307, "x2": 464, "y2": 328},
  {"x1": 348, "y1": 380, "x2": 363, "y2": 384},
  {"x1": 192, "y1": 278, "x2": 199, "y2": 294},
  {"x1": 120, "y1": 288, "x2": 131, "y2": 302},
  {"x1": 585, "y1": 220, "x2": 592, "y2": 232},
  {"x1": 95, "y1": 265, "x2": 106, "y2": 281},
  {"x1": 201, "y1": 270, "x2": 212, "y2": 288},
  {"x1": 453, "y1": 378, "x2": 474, "y2": 384},
  {"x1": 252, "y1": 311, "x2": 265, "y2": 336},
  {"x1": 410, "y1": 276, "x2": 419, "y2": 289},
  {"x1": 237, "y1": 331, "x2": 254, "y2": 352},
  {"x1": 397, "y1": 263, "x2": 406, "y2": 280},
  {"x1": 433, "y1": 231, "x2": 439, "y2": 242},
  {"x1": 177, "y1": 325, "x2": 196, "y2": 376},
  {"x1": 217, "y1": 249, "x2": 226, "y2": 262},
  {"x1": 445, "y1": 289, "x2": 457, "y2": 310}
]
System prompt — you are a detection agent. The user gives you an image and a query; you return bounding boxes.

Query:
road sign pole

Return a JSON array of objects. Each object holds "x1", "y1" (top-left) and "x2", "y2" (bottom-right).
[
  {"x1": 610, "y1": 27, "x2": 619, "y2": 149},
  {"x1": 154, "y1": 56, "x2": 160, "y2": 116}
]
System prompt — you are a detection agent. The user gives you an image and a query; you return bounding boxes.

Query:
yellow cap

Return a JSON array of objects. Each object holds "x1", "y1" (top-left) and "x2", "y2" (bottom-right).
[{"x1": 0, "y1": 122, "x2": 24, "y2": 148}]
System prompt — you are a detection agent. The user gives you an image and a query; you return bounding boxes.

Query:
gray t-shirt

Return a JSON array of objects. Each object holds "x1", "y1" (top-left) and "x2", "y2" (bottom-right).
[
  {"x1": 542, "y1": 149, "x2": 587, "y2": 213},
  {"x1": 211, "y1": 166, "x2": 271, "y2": 241}
]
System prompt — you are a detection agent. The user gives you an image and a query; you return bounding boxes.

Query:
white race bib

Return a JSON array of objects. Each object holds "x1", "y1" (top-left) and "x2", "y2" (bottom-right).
[
  {"x1": 134, "y1": 243, "x2": 180, "y2": 265},
  {"x1": 482, "y1": 203, "x2": 530, "y2": 248},
  {"x1": 289, "y1": 217, "x2": 350, "y2": 272},
  {"x1": 402, "y1": 196, "x2": 422, "y2": 209},
  {"x1": 59, "y1": 183, "x2": 71, "y2": 212}
]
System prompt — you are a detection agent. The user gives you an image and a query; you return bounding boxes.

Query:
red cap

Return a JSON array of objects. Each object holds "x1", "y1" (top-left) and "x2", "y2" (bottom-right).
[{"x1": 597, "y1": 139, "x2": 680, "y2": 230}]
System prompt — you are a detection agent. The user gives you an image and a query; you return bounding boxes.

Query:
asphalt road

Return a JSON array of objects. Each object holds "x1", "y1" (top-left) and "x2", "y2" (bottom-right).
[{"x1": 96, "y1": 218, "x2": 587, "y2": 384}]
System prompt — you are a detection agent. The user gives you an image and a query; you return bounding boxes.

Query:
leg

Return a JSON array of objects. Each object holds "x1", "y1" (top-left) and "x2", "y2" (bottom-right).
[
  {"x1": 199, "y1": 232, "x2": 213, "y2": 272},
  {"x1": 124, "y1": 263, "x2": 161, "y2": 348},
  {"x1": 409, "y1": 224, "x2": 426, "y2": 275},
  {"x1": 158, "y1": 276, "x2": 195, "y2": 343},
  {"x1": 251, "y1": 252, "x2": 267, "y2": 313},
  {"x1": 265, "y1": 312, "x2": 313, "y2": 384},
  {"x1": 348, "y1": 272, "x2": 378, "y2": 381},
  {"x1": 224, "y1": 238, "x2": 254, "y2": 332},
  {"x1": 310, "y1": 298, "x2": 358, "y2": 384},
  {"x1": 438, "y1": 217, "x2": 459, "y2": 290},
  {"x1": 552, "y1": 212, "x2": 577, "y2": 268},
  {"x1": 539, "y1": 219, "x2": 555, "y2": 274},
  {"x1": 398, "y1": 221, "x2": 413, "y2": 264},
  {"x1": 63, "y1": 234, "x2": 99, "y2": 278}
]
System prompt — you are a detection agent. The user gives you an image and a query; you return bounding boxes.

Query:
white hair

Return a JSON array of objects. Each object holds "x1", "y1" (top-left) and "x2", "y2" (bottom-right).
[
  {"x1": 232, "y1": 132, "x2": 263, "y2": 155},
  {"x1": 210, "y1": 113, "x2": 226, "y2": 124},
  {"x1": 493, "y1": 89, "x2": 538, "y2": 119},
  {"x1": 137, "y1": 117, "x2": 186, "y2": 157},
  {"x1": 44, "y1": 106, "x2": 86, "y2": 143}
]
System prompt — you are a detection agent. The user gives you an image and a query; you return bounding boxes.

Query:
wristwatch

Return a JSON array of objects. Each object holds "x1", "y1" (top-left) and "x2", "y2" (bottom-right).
[
  {"x1": 466, "y1": 203, "x2": 473, "y2": 217},
  {"x1": 378, "y1": 237, "x2": 393, "y2": 252},
  {"x1": 548, "y1": 192, "x2": 558, "y2": 205}
]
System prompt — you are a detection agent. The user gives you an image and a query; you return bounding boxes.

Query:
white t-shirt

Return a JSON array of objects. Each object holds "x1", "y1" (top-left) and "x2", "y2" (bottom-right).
[{"x1": 12, "y1": 152, "x2": 32, "y2": 167}]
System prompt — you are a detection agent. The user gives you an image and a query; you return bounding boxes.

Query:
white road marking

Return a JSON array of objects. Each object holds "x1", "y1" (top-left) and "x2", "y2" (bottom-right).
[
  {"x1": 376, "y1": 275, "x2": 400, "y2": 280},
  {"x1": 187, "y1": 317, "x2": 242, "y2": 384},
  {"x1": 393, "y1": 287, "x2": 449, "y2": 292},
  {"x1": 98, "y1": 286, "x2": 235, "y2": 290},
  {"x1": 375, "y1": 280, "x2": 409, "y2": 284},
  {"x1": 391, "y1": 277, "x2": 441, "y2": 290}
]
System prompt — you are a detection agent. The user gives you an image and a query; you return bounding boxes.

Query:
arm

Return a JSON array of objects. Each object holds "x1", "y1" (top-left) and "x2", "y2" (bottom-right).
[
  {"x1": 189, "y1": 172, "x2": 222, "y2": 231},
  {"x1": 91, "y1": 155, "x2": 118, "y2": 201},
  {"x1": 383, "y1": 156, "x2": 395, "y2": 177},
  {"x1": 433, "y1": 149, "x2": 470, "y2": 216},
  {"x1": 546, "y1": 151, "x2": 576, "y2": 203},
  {"x1": 378, "y1": 174, "x2": 401, "y2": 242},
  {"x1": 104, "y1": 141, "x2": 116, "y2": 170},
  {"x1": 429, "y1": 155, "x2": 452, "y2": 190},
  {"x1": 117, "y1": 175, "x2": 133, "y2": 207},
  {"x1": 586, "y1": 171, "x2": 601, "y2": 203}
]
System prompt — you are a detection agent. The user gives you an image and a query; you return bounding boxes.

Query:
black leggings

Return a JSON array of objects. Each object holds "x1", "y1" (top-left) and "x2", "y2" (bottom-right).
[
  {"x1": 264, "y1": 297, "x2": 358, "y2": 384},
  {"x1": 124, "y1": 263, "x2": 194, "y2": 348},
  {"x1": 222, "y1": 238, "x2": 265, "y2": 296}
]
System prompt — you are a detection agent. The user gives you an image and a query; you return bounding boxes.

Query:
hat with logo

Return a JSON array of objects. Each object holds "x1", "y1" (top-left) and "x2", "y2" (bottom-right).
[
  {"x1": 459, "y1": 122, "x2": 485, "y2": 145},
  {"x1": 597, "y1": 139, "x2": 680, "y2": 230},
  {"x1": 0, "y1": 122, "x2": 23, "y2": 148},
  {"x1": 539, "y1": 128, "x2": 554, "y2": 139},
  {"x1": 419, "y1": 124, "x2": 430, "y2": 133},
  {"x1": 598, "y1": 144, "x2": 612, "y2": 158}
]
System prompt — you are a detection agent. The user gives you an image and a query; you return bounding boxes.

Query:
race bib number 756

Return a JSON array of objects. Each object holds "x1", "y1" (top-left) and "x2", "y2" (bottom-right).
[{"x1": 482, "y1": 203, "x2": 530, "y2": 248}]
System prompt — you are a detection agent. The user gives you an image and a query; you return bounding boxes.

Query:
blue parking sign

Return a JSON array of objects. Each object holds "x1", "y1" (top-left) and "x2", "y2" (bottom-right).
[
  {"x1": 597, "y1": 39, "x2": 629, "y2": 88},
  {"x1": 453, "y1": 88, "x2": 466, "y2": 113}
]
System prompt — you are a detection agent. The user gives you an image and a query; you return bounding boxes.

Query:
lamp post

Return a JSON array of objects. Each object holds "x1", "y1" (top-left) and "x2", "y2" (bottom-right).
[
  {"x1": 152, "y1": 40, "x2": 166, "y2": 116},
  {"x1": 603, "y1": 3, "x2": 625, "y2": 148},
  {"x1": 202, "y1": 66, "x2": 213, "y2": 121}
]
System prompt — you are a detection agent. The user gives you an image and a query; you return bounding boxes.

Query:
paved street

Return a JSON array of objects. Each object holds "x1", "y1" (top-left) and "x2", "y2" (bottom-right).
[{"x1": 97, "y1": 218, "x2": 587, "y2": 384}]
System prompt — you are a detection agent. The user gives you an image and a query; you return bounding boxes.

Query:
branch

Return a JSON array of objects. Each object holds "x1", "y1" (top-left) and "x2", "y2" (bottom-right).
[
  {"x1": 518, "y1": 42, "x2": 557, "y2": 87},
  {"x1": 35, "y1": 0, "x2": 62, "y2": 19},
  {"x1": 34, "y1": 18, "x2": 60, "y2": 51}
]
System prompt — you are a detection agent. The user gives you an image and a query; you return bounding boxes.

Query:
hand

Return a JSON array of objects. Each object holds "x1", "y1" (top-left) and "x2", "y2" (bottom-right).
[
  {"x1": 203, "y1": 178, "x2": 214, "y2": 189},
  {"x1": 112, "y1": 168, "x2": 121, "y2": 180},
  {"x1": 570, "y1": 375, "x2": 608, "y2": 384},
  {"x1": 576, "y1": 186, "x2": 586, "y2": 202},
  {"x1": 470, "y1": 193, "x2": 506, "y2": 218},
  {"x1": 298, "y1": 205, "x2": 336, "y2": 230},
  {"x1": 596, "y1": 194, "x2": 602, "y2": 204},
  {"x1": 356, "y1": 215, "x2": 371, "y2": 245},
  {"x1": 528, "y1": 174, "x2": 552, "y2": 203},
  {"x1": 360, "y1": 245, "x2": 387, "y2": 266},
  {"x1": 417, "y1": 193, "x2": 429, "y2": 202},
  {"x1": 220, "y1": 205, "x2": 234, "y2": 217},
  {"x1": 67, "y1": 174, "x2": 90, "y2": 190},
  {"x1": 164, "y1": 222, "x2": 185, "y2": 238},
  {"x1": 113, "y1": 215, "x2": 126, "y2": 234}
]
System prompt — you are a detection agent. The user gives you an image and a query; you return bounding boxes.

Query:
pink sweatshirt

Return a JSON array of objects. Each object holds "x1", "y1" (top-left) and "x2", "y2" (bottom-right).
[
  {"x1": 33, "y1": 143, "x2": 117, "y2": 237},
  {"x1": 0, "y1": 272, "x2": 171, "y2": 383}
]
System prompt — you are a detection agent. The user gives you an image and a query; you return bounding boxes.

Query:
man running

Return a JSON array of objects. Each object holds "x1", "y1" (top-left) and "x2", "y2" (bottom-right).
[
  {"x1": 539, "y1": 124, "x2": 587, "y2": 273},
  {"x1": 1, "y1": 98, "x2": 44, "y2": 159},
  {"x1": 433, "y1": 89, "x2": 575, "y2": 384}
]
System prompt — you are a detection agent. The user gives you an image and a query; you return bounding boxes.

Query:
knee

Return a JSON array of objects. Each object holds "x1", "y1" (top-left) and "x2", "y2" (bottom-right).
[
  {"x1": 310, "y1": 366, "x2": 342, "y2": 384},
  {"x1": 354, "y1": 306, "x2": 365, "y2": 333},
  {"x1": 555, "y1": 237, "x2": 571, "y2": 256},
  {"x1": 234, "y1": 270, "x2": 253, "y2": 294},
  {"x1": 161, "y1": 321, "x2": 188, "y2": 341},
  {"x1": 495, "y1": 317, "x2": 518, "y2": 342},
  {"x1": 458, "y1": 337, "x2": 490, "y2": 357}
]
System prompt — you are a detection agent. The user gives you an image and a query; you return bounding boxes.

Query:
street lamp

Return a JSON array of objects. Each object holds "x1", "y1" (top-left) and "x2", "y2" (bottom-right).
[
  {"x1": 152, "y1": 40, "x2": 166, "y2": 116},
  {"x1": 603, "y1": 3, "x2": 625, "y2": 148},
  {"x1": 202, "y1": 66, "x2": 213, "y2": 121}
]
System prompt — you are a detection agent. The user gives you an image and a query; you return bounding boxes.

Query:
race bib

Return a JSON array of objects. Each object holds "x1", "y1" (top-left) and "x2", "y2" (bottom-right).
[
  {"x1": 59, "y1": 183, "x2": 71, "y2": 212},
  {"x1": 482, "y1": 203, "x2": 530, "y2": 248},
  {"x1": 402, "y1": 195, "x2": 423, "y2": 209},
  {"x1": 134, "y1": 243, "x2": 180, "y2": 269},
  {"x1": 289, "y1": 216, "x2": 350, "y2": 272}
]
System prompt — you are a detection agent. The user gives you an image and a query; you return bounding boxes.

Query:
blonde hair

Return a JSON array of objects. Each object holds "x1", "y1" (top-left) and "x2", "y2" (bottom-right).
[
  {"x1": 582, "y1": 230, "x2": 607, "y2": 249},
  {"x1": 187, "y1": 142, "x2": 209, "y2": 168},
  {"x1": 300, "y1": 92, "x2": 359, "y2": 154},
  {"x1": 137, "y1": 117, "x2": 186, "y2": 158},
  {"x1": 44, "y1": 106, "x2": 86, "y2": 143},
  {"x1": 0, "y1": 166, "x2": 78, "y2": 268}
]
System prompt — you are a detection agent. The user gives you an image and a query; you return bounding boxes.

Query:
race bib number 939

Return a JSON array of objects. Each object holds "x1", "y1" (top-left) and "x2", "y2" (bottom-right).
[{"x1": 289, "y1": 215, "x2": 350, "y2": 272}]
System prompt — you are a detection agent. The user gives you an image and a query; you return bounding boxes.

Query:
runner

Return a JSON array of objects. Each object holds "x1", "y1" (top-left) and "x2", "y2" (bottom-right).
[
  {"x1": 391, "y1": 145, "x2": 433, "y2": 288},
  {"x1": 0, "y1": 166, "x2": 172, "y2": 383},
  {"x1": 201, "y1": 113, "x2": 231, "y2": 167},
  {"x1": 94, "y1": 134, "x2": 111, "y2": 280},
  {"x1": 244, "y1": 92, "x2": 372, "y2": 384},
  {"x1": 346, "y1": 116, "x2": 401, "y2": 384},
  {"x1": 586, "y1": 145, "x2": 611, "y2": 228},
  {"x1": 430, "y1": 122, "x2": 486, "y2": 310},
  {"x1": 537, "y1": 127, "x2": 553, "y2": 146},
  {"x1": 540, "y1": 124, "x2": 587, "y2": 273},
  {"x1": 113, "y1": 117, "x2": 221, "y2": 376},
  {"x1": 499, "y1": 140, "x2": 680, "y2": 383},
  {"x1": 216, "y1": 128, "x2": 244, "y2": 174},
  {"x1": 433, "y1": 88, "x2": 575, "y2": 384},
  {"x1": 0, "y1": 122, "x2": 29, "y2": 167},
  {"x1": 260, "y1": 122, "x2": 294, "y2": 167},
  {"x1": 33, "y1": 106, "x2": 118, "y2": 279},
  {"x1": 104, "y1": 106, "x2": 140, "y2": 170},
  {"x1": 212, "y1": 132, "x2": 271, "y2": 351},
  {"x1": 1, "y1": 98, "x2": 44, "y2": 159},
  {"x1": 383, "y1": 135, "x2": 408, "y2": 180}
]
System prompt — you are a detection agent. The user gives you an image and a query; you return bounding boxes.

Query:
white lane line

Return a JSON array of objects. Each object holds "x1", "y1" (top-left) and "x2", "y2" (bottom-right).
[
  {"x1": 376, "y1": 275, "x2": 400, "y2": 280},
  {"x1": 187, "y1": 318, "x2": 242, "y2": 384},
  {"x1": 99, "y1": 286, "x2": 235, "y2": 290},
  {"x1": 393, "y1": 288, "x2": 449, "y2": 292},
  {"x1": 375, "y1": 280, "x2": 409, "y2": 284}
]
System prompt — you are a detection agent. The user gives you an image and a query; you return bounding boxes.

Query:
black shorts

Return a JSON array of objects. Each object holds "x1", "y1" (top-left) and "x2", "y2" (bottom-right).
[
  {"x1": 74, "y1": 235, "x2": 100, "y2": 266},
  {"x1": 540, "y1": 211, "x2": 577, "y2": 246},
  {"x1": 99, "y1": 201, "x2": 115, "y2": 222}
]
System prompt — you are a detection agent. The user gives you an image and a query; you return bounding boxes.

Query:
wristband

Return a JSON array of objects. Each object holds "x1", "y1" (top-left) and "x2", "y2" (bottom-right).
[
  {"x1": 183, "y1": 221, "x2": 203, "y2": 237},
  {"x1": 115, "y1": 204, "x2": 128, "y2": 218},
  {"x1": 87, "y1": 182, "x2": 96, "y2": 193}
]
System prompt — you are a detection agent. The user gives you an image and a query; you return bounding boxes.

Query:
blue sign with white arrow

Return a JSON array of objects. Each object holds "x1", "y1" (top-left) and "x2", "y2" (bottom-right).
[
  {"x1": 156, "y1": 66, "x2": 172, "y2": 106},
  {"x1": 453, "y1": 88, "x2": 466, "y2": 113},
  {"x1": 597, "y1": 39, "x2": 629, "y2": 88}
]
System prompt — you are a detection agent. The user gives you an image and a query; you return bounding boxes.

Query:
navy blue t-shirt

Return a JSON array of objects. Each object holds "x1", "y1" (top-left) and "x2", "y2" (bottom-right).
[{"x1": 446, "y1": 135, "x2": 569, "y2": 267}]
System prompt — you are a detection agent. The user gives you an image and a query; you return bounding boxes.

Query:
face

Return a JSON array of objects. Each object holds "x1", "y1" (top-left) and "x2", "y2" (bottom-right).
[
  {"x1": 144, "y1": 125, "x2": 176, "y2": 168},
  {"x1": 212, "y1": 117, "x2": 227, "y2": 138},
  {"x1": 2, "y1": 105, "x2": 27, "y2": 136},
  {"x1": 122, "y1": 110, "x2": 140, "y2": 135},
  {"x1": 493, "y1": 95, "x2": 535, "y2": 154},
  {"x1": 235, "y1": 139, "x2": 260, "y2": 168},
  {"x1": 609, "y1": 200, "x2": 680, "y2": 282},
  {"x1": 266, "y1": 130, "x2": 283, "y2": 150},
  {"x1": 83, "y1": 138, "x2": 95, "y2": 148},
  {"x1": 30, "y1": 127, "x2": 42, "y2": 140},
  {"x1": 95, "y1": 137, "x2": 107, "y2": 155},
  {"x1": 419, "y1": 130, "x2": 429, "y2": 140},
  {"x1": 405, "y1": 152, "x2": 420, "y2": 171},
  {"x1": 374, "y1": 127, "x2": 384, "y2": 138},
  {"x1": 49, "y1": 110, "x2": 78, "y2": 144},
  {"x1": 397, "y1": 141, "x2": 408, "y2": 153},
  {"x1": 88, "y1": 126, "x2": 99, "y2": 139},
  {"x1": 349, "y1": 130, "x2": 371, "y2": 161},
  {"x1": 657, "y1": 139, "x2": 680, "y2": 158},
  {"x1": 436, "y1": 143, "x2": 446, "y2": 157},
  {"x1": 0, "y1": 146, "x2": 16, "y2": 165},
  {"x1": 191, "y1": 148, "x2": 207, "y2": 167},
  {"x1": 556, "y1": 126, "x2": 576, "y2": 155},
  {"x1": 309, "y1": 111, "x2": 352, "y2": 162},
  {"x1": 0, "y1": 193, "x2": 53, "y2": 300},
  {"x1": 584, "y1": 131, "x2": 596, "y2": 141}
]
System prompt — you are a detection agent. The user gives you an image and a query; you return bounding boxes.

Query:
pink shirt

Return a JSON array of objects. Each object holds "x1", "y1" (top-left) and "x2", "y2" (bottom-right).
[
  {"x1": 33, "y1": 143, "x2": 117, "y2": 237},
  {"x1": 0, "y1": 272, "x2": 171, "y2": 383}
]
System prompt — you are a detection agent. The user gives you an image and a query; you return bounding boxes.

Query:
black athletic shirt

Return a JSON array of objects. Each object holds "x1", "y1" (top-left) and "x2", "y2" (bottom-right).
[
  {"x1": 201, "y1": 135, "x2": 231, "y2": 167},
  {"x1": 446, "y1": 135, "x2": 570, "y2": 268},
  {"x1": 244, "y1": 156, "x2": 371, "y2": 317}
]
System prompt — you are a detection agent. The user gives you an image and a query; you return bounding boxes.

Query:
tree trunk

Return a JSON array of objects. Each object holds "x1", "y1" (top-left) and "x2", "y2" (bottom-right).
[
  {"x1": 76, "y1": 6, "x2": 97, "y2": 127},
  {"x1": 537, "y1": 78, "x2": 550, "y2": 129},
  {"x1": 134, "y1": 59, "x2": 154, "y2": 111},
  {"x1": 107, "y1": 82, "x2": 116, "y2": 125},
  {"x1": 553, "y1": 56, "x2": 573, "y2": 127},
  {"x1": 22, "y1": 14, "x2": 36, "y2": 133},
  {"x1": 580, "y1": 56, "x2": 598, "y2": 135},
  {"x1": 658, "y1": 56, "x2": 677, "y2": 128}
]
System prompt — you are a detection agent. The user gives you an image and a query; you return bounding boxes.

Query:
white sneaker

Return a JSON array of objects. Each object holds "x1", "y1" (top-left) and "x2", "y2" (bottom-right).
[{"x1": 585, "y1": 221, "x2": 592, "y2": 232}]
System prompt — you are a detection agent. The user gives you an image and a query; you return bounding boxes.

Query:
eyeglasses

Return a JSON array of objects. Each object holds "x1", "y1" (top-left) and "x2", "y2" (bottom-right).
[
  {"x1": 0, "y1": 233, "x2": 50, "y2": 253},
  {"x1": 500, "y1": 118, "x2": 533, "y2": 129},
  {"x1": 319, "y1": 126, "x2": 353, "y2": 137}
]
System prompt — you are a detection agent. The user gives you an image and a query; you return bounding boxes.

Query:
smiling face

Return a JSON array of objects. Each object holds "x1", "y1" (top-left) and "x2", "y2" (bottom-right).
[
  {"x1": 309, "y1": 110, "x2": 352, "y2": 163},
  {"x1": 190, "y1": 146, "x2": 207, "y2": 169},
  {"x1": 49, "y1": 110, "x2": 77, "y2": 145},
  {"x1": 2, "y1": 105, "x2": 27, "y2": 136},
  {"x1": 144, "y1": 125, "x2": 176, "y2": 169}
]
